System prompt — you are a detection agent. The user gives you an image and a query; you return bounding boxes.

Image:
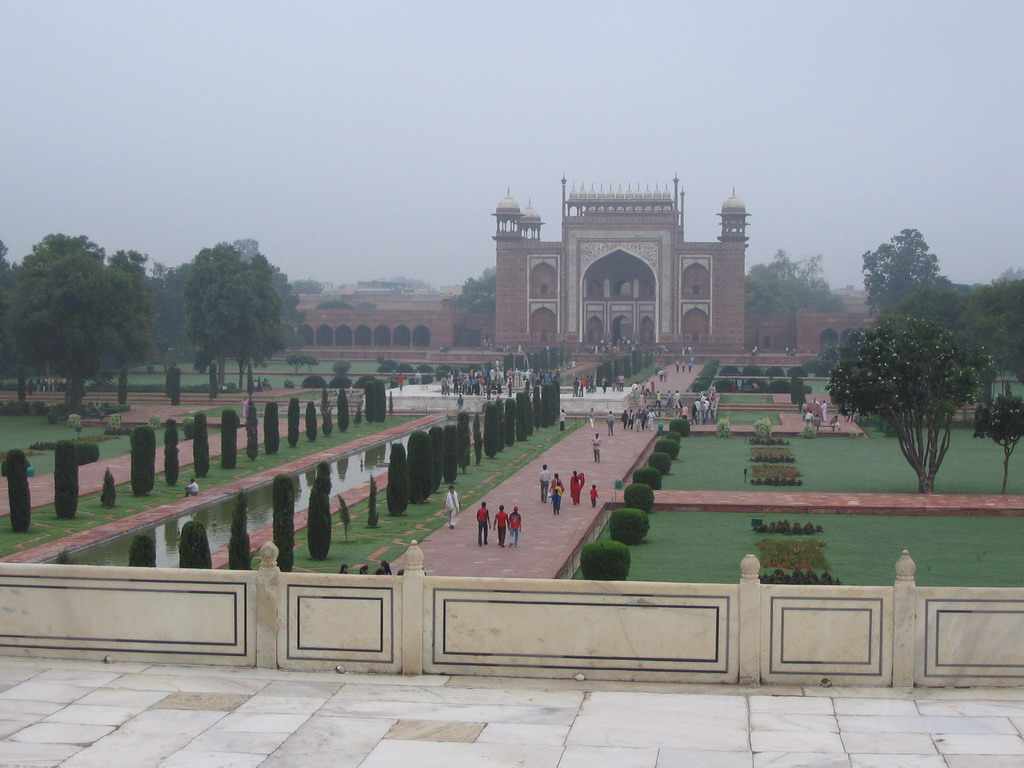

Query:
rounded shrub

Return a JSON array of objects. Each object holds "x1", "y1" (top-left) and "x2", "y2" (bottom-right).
[
  {"x1": 329, "y1": 375, "x2": 352, "y2": 389},
  {"x1": 766, "y1": 366, "x2": 786, "y2": 378},
  {"x1": 179, "y1": 520, "x2": 212, "y2": 569},
  {"x1": 788, "y1": 365, "x2": 807, "y2": 377},
  {"x1": 396, "y1": 362, "x2": 415, "y2": 373},
  {"x1": 668, "y1": 418, "x2": 688, "y2": 435},
  {"x1": 580, "y1": 540, "x2": 631, "y2": 581},
  {"x1": 128, "y1": 534, "x2": 156, "y2": 567},
  {"x1": 665, "y1": 430, "x2": 682, "y2": 443},
  {"x1": 632, "y1": 466, "x2": 661, "y2": 490},
  {"x1": 648, "y1": 451, "x2": 672, "y2": 476},
  {"x1": 655, "y1": 438, "x2": 679, "y2": 459},
  {"x1": 623, "y1": 481, "x2": 655, "y2": 512},
  {"x1": 75, "y1": 441, "x2": 100, "y2": 466},
  {"x1": 608, "y1": 508, "x2": 650, "y2": 545},
  {"x1": 742, "y1": 364, "x2": 763, "y2": 377},
  {"x1": 301, "y1": 374, "x2": 327, "y2": 389}
]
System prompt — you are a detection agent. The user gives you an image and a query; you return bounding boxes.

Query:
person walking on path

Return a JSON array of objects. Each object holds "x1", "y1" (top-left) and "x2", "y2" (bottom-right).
[
  {"x1": 559, "y1": 409, "x2": 566, "y2": 431},
  {"x1": 590, "y1": 484, "x2": 599, "y2": 508},
  {"x1": 550, "y1": 483, "x2": 562, "y2": 515},
  {"x1": 588, "y1": 407, "x2": 596, "y2": 428},
  {"x1": 476, "y1": 502, "x2": 491, "y2": 546},
  {"x1": 508, "y1": 506, "x2": 522, "y2": 547},
  {"x1": 495, "y1": 504, "x2": 508, "y2": 547},
  {"x1": 539, "y1": 464, "x2": 551, "y2": 502},
  {"x1": 569, "y1": 470, "x2": 585, "y2": 505},
  {"x1": 443, "y1": 485, "x2": 460, "y2": 529},
  {"x1": 606, "y1": 410, "x2": 615, "y2": 435},
  {"x1": 592, "y1": 433, "x2": 601, "y2": 463}
]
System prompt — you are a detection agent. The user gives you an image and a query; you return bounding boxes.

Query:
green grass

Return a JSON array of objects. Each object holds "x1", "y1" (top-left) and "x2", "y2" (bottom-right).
[
  {"x1": 0, "y1": 416, "x2": 417, "y2": 560},
  {"x1": 594, "y1": 510, "x2": 1024, "y2": 587},
  {"x1": 0, "y1": 417, "x2": 131, "y2": 476},
  {"x1": 661, "y1": 427, "x2": 1022, "y2": 495},
  {"x1": 719, "y1": 394, "x2": 772, "y2": 404},
  {"x1": 714, "y1": 411, "x2": 781, "y2": 426}
]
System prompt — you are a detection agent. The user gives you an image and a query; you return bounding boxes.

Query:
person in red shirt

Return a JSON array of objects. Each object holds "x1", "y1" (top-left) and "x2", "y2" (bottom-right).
[
  {"x1": 476, "y1": 502, "x2": 490, "y2": 546},
  {"x1": 508, "y1": 506, "x2": 522, "y2": 547},
  {"x1": 590, "y1": 484, "x2": 599, "y2": 508},
  {"x1": 494, "y1": 504, "x2": 509, "y2": 547}
]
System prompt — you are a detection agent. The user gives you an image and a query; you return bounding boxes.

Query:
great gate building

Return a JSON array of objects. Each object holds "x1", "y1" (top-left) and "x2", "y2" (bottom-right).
[{"x1": 494, "y1": 178, "x2": 749, "y2": 350}]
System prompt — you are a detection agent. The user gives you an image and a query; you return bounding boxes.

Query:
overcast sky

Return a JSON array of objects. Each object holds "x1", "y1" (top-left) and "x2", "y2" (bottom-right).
[{"x1": 2, "y1": 1, "x2": 1021, "y2": 291}]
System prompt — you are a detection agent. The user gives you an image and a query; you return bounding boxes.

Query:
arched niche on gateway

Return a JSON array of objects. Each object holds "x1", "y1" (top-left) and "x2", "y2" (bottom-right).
[{"x1": 581, "y1": 250, "x2": 656, "y2": 301}]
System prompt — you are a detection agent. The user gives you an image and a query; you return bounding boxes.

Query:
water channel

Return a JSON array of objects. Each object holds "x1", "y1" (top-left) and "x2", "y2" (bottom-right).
[{"x1": 72, "y1": 435, "x2": 411, "y2": 567}]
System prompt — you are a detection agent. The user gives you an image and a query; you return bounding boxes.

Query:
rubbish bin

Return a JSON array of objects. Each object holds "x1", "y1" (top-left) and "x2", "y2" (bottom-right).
[{"x1": 657, "y1": 423, "x2": 664, "y2": 434}]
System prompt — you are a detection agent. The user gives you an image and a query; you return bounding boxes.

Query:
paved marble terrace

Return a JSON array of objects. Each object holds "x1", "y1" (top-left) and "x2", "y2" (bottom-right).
[{"x1": 1, "y1": 658, "x2": 1023, "y2": 767}]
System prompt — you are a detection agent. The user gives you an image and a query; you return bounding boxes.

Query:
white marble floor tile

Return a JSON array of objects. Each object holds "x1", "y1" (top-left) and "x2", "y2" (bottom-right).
[
  {"x1": 750, "y1": 730, "x2": 846, "y2": 753},
  {"x1": 833, "y1": 699, "x2": 920, "y2": 717},
  {"x1": 476, "y1": 722, "x2": 569, "y2": 746},
  {"x1": 11, "y1": 722, "x2": 114, "y2": 745},
  {"x1": 33, "y1": 668, "x2": 123, "y2": 688},
  {"x1": 933, "y1": 733, "x2": 1024, "y2": 755},
  {"x1": 750, "y1": 713, "x2": 839, "y2": 733},
  {"x1": 0, "y1": 718, "x2": 30, "y2": 738},
  {"x1": 945, "y1": 756, "x2": 1024, "y2": 768},
  {"x1": 0, "y1": 682, "x2": 94, "y2": 704},
  {"x1": 235, "y1": 694, "x2": 328, "y2": 715},
  {"x1": 158, "y1": 749, "x2": 267, "y2": 768},
  {"x1": 259, "y1": 715, "x2": 394, "y2": 768},
  {"x1": 333, "y1": 682, "x2": 583, "y2": 709},
  {"x1": 105, "y1": 673, "x2": 268, "y2": 695},
  {"x1": 258, "y1": 679, "x2": 342, "y2": 698},
  {"x1": 58, "y1": 708, "x2": 226, "y2": 768},
  {"x1": 750, "y1": 695, "x2": 834, "y2": 715},
  {"x1": 186, "y1": 727, "x2": 291, "y2": 754},
  {"x1": 656, "y1": 747, "x2": 755, "y2": 767},
  {"x1": 320, "y1": 698, "x2": 576, "y2": 725},
  {"x1": 43, "y1": 703, "x2": 142, "y2": 727},
  {"x1": 73, "y1": 687, "x2": 170, "y2": 709},
  {"x1": 211, "y1": 711, "x2": 310, "y2": 733},
  {"x1": 0, "y1": 699, "x2": 65, "y2": 720},
  {"x1": 840, "y1": 732, "x2": 937, "y2": 754},
  {"x1": 358, "y1": 738, "x2": 563, "y2": 767},
  {"x1": 918, "y1": 700, "x2": 1024, "y2": 718},
  {"x1": 752, "y1": 753, "x2": 850, "y2": 768},
  {"x1": 0, "y1": 740, "x2": 81, "y2": 766},
  {"x1": 838, "y1": 715, "x2": 1017, "y2": 735},
  {"x1": 849, "y1": 755, "x2": 947, "y2": 768},
  {"x1": 558, "y1": 744, "x2": 658, "y2": 767}
]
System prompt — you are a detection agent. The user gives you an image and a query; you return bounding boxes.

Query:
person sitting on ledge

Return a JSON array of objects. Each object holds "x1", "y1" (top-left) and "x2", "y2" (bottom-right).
[{"x1": 184, "y1": 479, "x2": 200, "y2": 497}]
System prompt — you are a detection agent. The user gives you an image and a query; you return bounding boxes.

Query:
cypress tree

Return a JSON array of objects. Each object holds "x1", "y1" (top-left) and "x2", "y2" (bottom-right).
[
  {"x1": 483, "y1": 402, "x2": 500, "y2": 458},
  {"x1": 504, "y1": 398, "x2": 517, "y2": 446},
  {"x1": 287, "y1": 397, "x2": 300, "y2": 447},
  {"x1": 209, "y1": 362, "x2": 218, "y2": 399},
  {"x1": 456, "y1": 411, "x2": 471, "y2": 473},
  {"x1": 442, "y1": 424, "x2": 458, "y2": 484},
  {"x1": 164, "y1": 419, "x2": 179, "y2": 487},
  {"x1": 367, "y1": 475, "x2": 379, "y2": 527},
  {"x1": 428, "y1": 425, "x2": 444, "y2": 493},
  {"x1": 407, "y1": 430, "x2": 433, "y2": 504},
  {"x1": 306, "y1": 461, "x2": 332, "y2": 560},
  {"x1": 100, "y1": 467, "x2": 117, "y2": 508},
  {"x1": 305, "y1": 401, "x2": 317, "y2": 441},
  {"x1": 264, "y1": 401, "x2": 280, "y2": 454},
  {"x1": 354, "y1": 404, "x2": 362, "y2": 424},
  {"x1": 228, "y1": 492, "x2": 252, "y2": 570},
  {"x1": 221, "y1": 408, "x2": 239, "y2": 469},
  {"x1": 386, "y1": 443, "x2": 409, "y2": 516},
  {"x1": 128, "y1": 534, "x2": 156, "y2": 567},
  {"x1": 389, "y1": 390, "x2": 394, "y2": 417},
  {"x1": 118, "y1": 367, "x2": 128, "y2": 406},
  {"x1": 246, "y1": 362, "x2": 254, "y2": 396},
  {"x1": 17, "y1": 368, "x2": 26, "y2": 402},
  {"x1": 166, "y1": 365, "x2": 181, "y2": 406},
  {"x1": 130, "y1": 425, "x2": 156, "y2": 496},
  {"x1": 54, "y1": 439, "x2": 79, "y2": 520},
  {"x1": 516, "y1": 391, "x2": 531, "y2": 440},
  {"x1": 245, "y1": 401, "x2": 259, "y2": 461},
  {"x1": 338, "y1": 493, "x2": 351, "y2": 541},
  {"x1": 532, "y1": 385, "x2": 542, "y2": 429},
  {"x1": 193, "y1": 413, "x2": 210, "y2": 478},
  {"x1": 179, "y1": 520, "x2": 212, "y2": 569},
  {"x1": 473, "y1": 412, "x2": 483, "y2": 465},
  {"x1": 337, "y1": 389, "x2": 350, "y2": 432},
  {"x1": 321, "y1": 389, "x2": 333, "y2": 436},
  {"x1": 6, "y1": 449, "x2": 31, "y2": 532},
  {"x1": 272, "y1": 473, "x2": 295, "y2": 572}
]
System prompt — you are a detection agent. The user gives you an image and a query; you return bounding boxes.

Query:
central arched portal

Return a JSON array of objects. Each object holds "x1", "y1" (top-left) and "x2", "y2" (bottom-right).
[{"x1": 581, "y1": 249, "x2": 657, "y2": 344}]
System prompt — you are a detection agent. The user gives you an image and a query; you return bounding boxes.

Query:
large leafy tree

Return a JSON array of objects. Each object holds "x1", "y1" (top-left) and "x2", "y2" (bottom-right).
[
  {"x1": 454, "y1": 267, "x2": 496, "y2": 313},
  {"x1": 745, "y1": 250, "x2": 841, "y2": 317},
  {"x1": 964, "y1": 279, "x2": 1024, "y2": 388},
  {"x1": 827, "y1": 318, "x2": 988, "y2": 493},
  {"x1": 185, "y1": 243, "x2": 282, "y2": 388},
  {"x1": 0, "y1": 239, "x2": 12, "y2": 369},
  {"x1": 862, "y1": 229, "x2": 948, "y2": 313},
  {"x1": 148, "y1": 261, "x2": 193, "y2": 367},
  {"x1": 974, "y1": 394, "x2": 1024, "y2": 495},
  {"x1": 8, "y1": 234, "x2": 153, "y2": 413}
]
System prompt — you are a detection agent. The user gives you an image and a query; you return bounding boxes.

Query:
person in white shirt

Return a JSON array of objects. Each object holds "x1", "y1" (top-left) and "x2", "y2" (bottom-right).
[
  {"x1": 184, "y1": 479, "x2": 200, "y2": 497},
  {"x1": 443, "y1": 485, "x2": 460, "y2": 529}
]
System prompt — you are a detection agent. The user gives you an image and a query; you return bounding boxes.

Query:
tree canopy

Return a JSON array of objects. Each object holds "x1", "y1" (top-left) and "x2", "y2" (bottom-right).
[
  {"x1": 862, "y1": 229, "x2": 949, "y2": 313},
  {"x1": 185, "y1": 243, "x2": 282, "y2": 386},
  {"x1": 8, "y1": 234, "x2": 153, "y2": 412},
  {"x1": 827, "y1": 318, "x2": 987, "y2": 493},
  {"x1": 454, "y1": 267, "x2": 496, "y2": 314},
  {"x1": 745, "y1": 250, "x2": 841, "y2": 317},
  {"x1": 974, "y1": 394, "x2": 1024, "y2": 494},
  {"x1": 963, "y1": 279, "x2": 1024, "y2": 387}
]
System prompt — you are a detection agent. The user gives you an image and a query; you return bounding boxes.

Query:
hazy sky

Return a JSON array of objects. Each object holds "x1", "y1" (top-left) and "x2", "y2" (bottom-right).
[{"x1": 2, "y1": 1, "x2": 1021, "y2": 290}]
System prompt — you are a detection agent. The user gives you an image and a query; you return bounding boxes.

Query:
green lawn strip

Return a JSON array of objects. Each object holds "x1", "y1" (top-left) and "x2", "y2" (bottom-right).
[
  {"x1": 660, "y1": 427, "x2": 1021, "y2": 495},
  {"x1": 0, "y1": 417, "x2": 416, "y2": 559},
  {"x1": 716, "y1": 411, "x2": 781, "y2": 426},
  {"x1": 287, "y1": 422, "x2": 583, "y2": 573},
  {"x1": 0, "y1": 417, "x2": 132, "y2": 475},
  {"x1": 591, "y1": 510, "x2": 1024, "y2": 587},
  {"x1": 718, "y1": 394, "x2": 772, "y2": 404}
]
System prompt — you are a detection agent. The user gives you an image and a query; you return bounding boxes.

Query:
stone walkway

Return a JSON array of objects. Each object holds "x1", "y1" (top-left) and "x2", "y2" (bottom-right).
[{"x1": 1, "y1": 657, "x2": 1022, "y2": 767}]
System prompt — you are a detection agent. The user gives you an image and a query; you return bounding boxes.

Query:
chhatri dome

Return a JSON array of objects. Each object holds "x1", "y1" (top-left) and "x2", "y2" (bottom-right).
[
  {"x1": 722, "y1": 192, "x2": 746, "y2": 212},
  {"x1": 496, "y1": 193, "x2": 521, "y2": 213}
]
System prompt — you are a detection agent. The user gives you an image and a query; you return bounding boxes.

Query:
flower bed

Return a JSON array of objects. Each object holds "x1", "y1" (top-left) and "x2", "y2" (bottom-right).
[
  {"x1": 751, "y1": 447, "x2": 795, "y2": 463},
  {"x1": 755, "y1": 537, "x2": 827, "y2": 570},
  {"x1": 751, "y1": 464, "x2": 802, "y2": 485},
  {"x1": 753, "y1": 519, "x2": 822, "y2": 535},
  {"x1": 759, "y1": 568, "x2": 841, "y2": 585}
]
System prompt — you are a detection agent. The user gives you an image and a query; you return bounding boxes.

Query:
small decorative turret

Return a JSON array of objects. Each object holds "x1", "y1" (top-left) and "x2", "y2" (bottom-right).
[
  {"x1": 493, "y1": 190, "x2": 522, "y2": 238},
  {"x1": 520, "y1": 200, "x2": 543, "y2": 240},
  {"x1": 718, "y1": 190, "x2": 749, "y2": 244}
]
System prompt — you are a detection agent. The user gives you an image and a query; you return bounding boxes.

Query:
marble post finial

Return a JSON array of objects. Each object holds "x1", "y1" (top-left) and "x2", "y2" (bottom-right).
[
  {"x1": 895, "y1": 549, "x2": 916, "y2": 583},
  {"x1": 740, "y1": 554, "x2": 761, "y2": 582},
  {"x1": 259, "y1": 541, "x2": 279, "y2": 571},
  {"x1": 405, "y1": 540, "x2": 424, "y2": 573}
]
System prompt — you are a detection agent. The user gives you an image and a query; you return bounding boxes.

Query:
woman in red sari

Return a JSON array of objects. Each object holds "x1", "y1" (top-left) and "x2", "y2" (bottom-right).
[{"x1": 569, "y1": 470, "x2": 585, "y2": 506}]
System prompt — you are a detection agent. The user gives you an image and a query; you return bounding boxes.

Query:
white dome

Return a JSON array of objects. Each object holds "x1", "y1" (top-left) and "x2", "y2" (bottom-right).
[
  {"x1": 522, "y1": 205, "x2": 540, "y2": 219},
  {"x1": 496, "y1": 194, "x2": 521, "y2": 212},
  {"x1": 722, "y1": 194, "x2": 746, "y2": 212}
]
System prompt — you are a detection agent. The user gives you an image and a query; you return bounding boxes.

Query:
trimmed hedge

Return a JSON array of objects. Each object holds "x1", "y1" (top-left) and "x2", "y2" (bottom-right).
[
  {"x1": 179, "y1": 520, "x2": 212, "y2": 569},
  {"x1": 128, "y1": 534, "x2": 156, "y2": 567},
  {"x1": 624, "y1": 481, "x2": 655, "y2": 512},
  {"x1": 221, "y1": 408, "x2": 239, "y2": 469},
  {"x1": 75, "y1": 441, "x2": 100, "y2": 466},
  {"x1": 580, "y1": 540, "x2": 631, "y2": 580},
  {"x1": 407, "y1": 430, "x2": 434, "y2": 504},
  {"x1": 54, "y1": 440, "x2": 79, "y2": 520},
  {"x1": 608, "y1": 508, "x2": 650, "y2": 545},
  {"x1": 670, "y1": 418, "x2": 691, "y2": 437},
  {"x1": 272, "y1": 474, "x2": 296, "y2": 572},
  {"x1": 302, "y1": 374, "x2": 327, "y2": 389},
  {"x1": 632, "y1": 467, "x2": 661, "y2": 491},
  {"x1": 6, "y1": 449, "x2": 31, "y2": 532},
  {"x1": 655, "y1": 438, "x2": 679, "y2": 459},
  {"x1": 648, "y1": 451, "x2": 672, "y2": 476},
  {"x1": 193, "y1": 413, "x2": 209, "y2": 478},
  {"x1": 130, "y1": 425, "x2": 156, "y2": 496}
]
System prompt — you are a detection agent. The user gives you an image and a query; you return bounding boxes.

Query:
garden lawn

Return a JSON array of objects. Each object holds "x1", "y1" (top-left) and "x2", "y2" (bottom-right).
[
  {"x1": 594, "y1": 510, "x2": 1024, "y2": 587},
  {"x1": 718, "y1": 394, "x2": 772, "y2": 404},
  {"x1": 713, "y1": 411, "x2": 781, "y2": 427},
  {"x1": 661, "y1": 427, "x2": 1023, "y2": 495},
  {"x1": 0, "y1": 416, "x2": 416, "y2": 560},
  {"x1": 0, "y1": 417, "x2": 130, "y2": 476}
]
